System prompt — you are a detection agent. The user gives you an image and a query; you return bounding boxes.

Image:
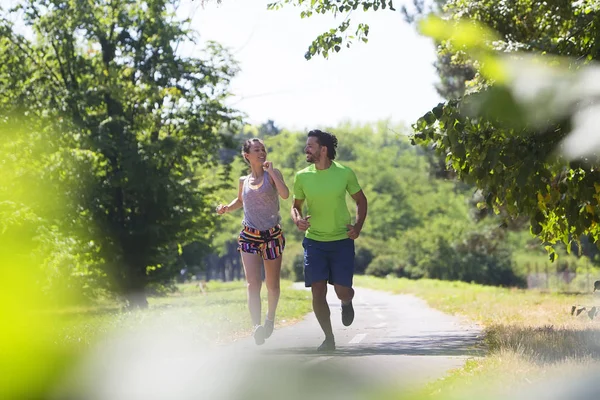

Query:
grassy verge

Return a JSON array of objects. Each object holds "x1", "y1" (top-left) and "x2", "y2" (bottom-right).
[
  {"x1": 354, "y1": 275, "x2": 600, "y2": 398},
  {"x1": 51, "y1": 279, "x2": 312, "y2": 349}
]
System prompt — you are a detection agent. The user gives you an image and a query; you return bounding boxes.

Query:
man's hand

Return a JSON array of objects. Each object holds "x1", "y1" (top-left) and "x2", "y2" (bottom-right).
[
  {"x1": 216, "y1": 204, "x2": 228, "y2": 215},
  {"x1": 346, "y1": 224, "x2": 361, "y2": 240},
  {"x1": 295, "y1": 215, "x2": 311, "y2": 231}
]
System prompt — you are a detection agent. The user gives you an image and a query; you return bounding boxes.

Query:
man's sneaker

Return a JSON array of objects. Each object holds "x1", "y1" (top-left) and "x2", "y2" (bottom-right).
[
  {"x1": 264, "y1": 315, "x2": 274, "y2": 339},
  {"x1": 317, "y1": 337, "x2": 336, "y2": 352},
  {"x1": 253, "y1": 324, "x2": 265, "y2": 345},
  {"x1": 341, "y1": 301, "x2": 355, "y2": 326}
]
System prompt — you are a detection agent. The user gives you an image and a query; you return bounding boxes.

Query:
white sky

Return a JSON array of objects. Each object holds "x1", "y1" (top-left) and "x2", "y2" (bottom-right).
[
  {"x1": 181, "y1": 0, "x2": 443, "y2": 131},
  {"x1": 7, "y1": 0, "x2": 443, "y2": 131}
]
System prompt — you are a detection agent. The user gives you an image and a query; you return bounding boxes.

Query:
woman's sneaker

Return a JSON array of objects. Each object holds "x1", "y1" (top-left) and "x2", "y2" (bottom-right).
[
  {"x1": 253, "y1": 324, "x2": 265, "y2": 345},
  {"x1": 264, "y1": 315, "x2": 275, "y2": 339}
]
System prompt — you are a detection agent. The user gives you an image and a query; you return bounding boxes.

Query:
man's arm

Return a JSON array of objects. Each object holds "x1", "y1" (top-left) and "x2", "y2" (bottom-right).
[
  {"x1": 347, "y1": 190, "x2": 367, "y2": 239},
  {"x1": 291, "y1": 198, "x2": 310, "y2": 231}
]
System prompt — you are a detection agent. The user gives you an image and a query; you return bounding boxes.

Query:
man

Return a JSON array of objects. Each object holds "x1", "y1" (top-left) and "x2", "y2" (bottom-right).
[{"x1": 291, "y1": 129, "x2": 368, "y2": 352}]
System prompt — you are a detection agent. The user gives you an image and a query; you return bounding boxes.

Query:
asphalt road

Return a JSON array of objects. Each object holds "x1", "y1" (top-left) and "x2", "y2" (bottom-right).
[
  {"x1": 55, "y1": 284, "x2": 484, "y2": 400},
  {"x1": 222, "y1": 283, "x2": 484, "y2": 397}
]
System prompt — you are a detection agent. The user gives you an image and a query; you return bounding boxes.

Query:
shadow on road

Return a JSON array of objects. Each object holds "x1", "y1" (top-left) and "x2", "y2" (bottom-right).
[{"x1": 264, "y1": 332, "x2": 485, "y2": 357}]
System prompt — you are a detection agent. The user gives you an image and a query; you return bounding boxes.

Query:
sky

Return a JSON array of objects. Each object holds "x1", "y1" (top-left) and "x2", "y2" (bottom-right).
[
  {"x1": 6, "y1": 0, "x2": 443, "y2": 132},
  {"x1": 180, "y1": 0, "x2": 443, "y2": 131}
]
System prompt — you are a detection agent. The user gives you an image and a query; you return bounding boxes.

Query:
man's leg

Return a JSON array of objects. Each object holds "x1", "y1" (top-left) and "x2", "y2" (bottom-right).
[
  {"x1": 334, "y1": 284, "x2": 354, "y2": 303},
  {"x1": 311, "y1": 280, "x2": 336, "y2": 351},
  {"x1": 311, "y1": 280, "x2": 333, "y2": 339},
  {"x1": 330, "y1": 239, "x2": 356, "y2": 326},
  {"x1": 334, "y1": 284, "x2": 355, "y2": 326},
  {"x1": 303, "y1": 238, "x2": 336, "y2": 351}
]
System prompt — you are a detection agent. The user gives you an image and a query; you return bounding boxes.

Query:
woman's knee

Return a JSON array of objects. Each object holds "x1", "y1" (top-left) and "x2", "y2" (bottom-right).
[
  {"x1": 266, "y1": 280, "x2": 280, "y2": 293},
  {"x1": 247, "y1": 279, "x2": 262, "y2": 293}
]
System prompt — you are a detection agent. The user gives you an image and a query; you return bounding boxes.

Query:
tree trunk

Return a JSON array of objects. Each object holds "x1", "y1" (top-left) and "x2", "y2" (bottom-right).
[
  {"x1": 122, "y1": 257, "x2": 148, "y2": 309},
  {"x1": 125, "y1": 290, "x2": 148, "y2": 309}
]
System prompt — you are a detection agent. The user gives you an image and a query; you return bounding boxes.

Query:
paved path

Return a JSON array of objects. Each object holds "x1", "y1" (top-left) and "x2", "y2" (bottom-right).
[
  {"x1": 221, "y1": 283, "x2": 484, "y2": 397},
  {"x1": 57, "y1": 284, "x2": 484, "y2": 400}
]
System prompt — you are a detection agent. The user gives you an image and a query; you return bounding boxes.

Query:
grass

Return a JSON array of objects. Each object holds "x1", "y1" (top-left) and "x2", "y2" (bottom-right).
[
  {"x1": 4, "y1": 279, "x2": 312, "y2": 400},
  {"x1": 354, "y1": 275, "x2": 600, "y2": 399},
  {"x1": 21, "y1": 275, "x2": 600, "y2": 399},
  {"x1": 50, "y1": 279, "x2": 312, "y2": 349}
]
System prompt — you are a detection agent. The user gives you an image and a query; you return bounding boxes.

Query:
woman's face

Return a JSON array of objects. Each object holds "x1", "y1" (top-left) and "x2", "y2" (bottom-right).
[{"x1": 245, "y1": 141, "x2": 267, "y2": 165}]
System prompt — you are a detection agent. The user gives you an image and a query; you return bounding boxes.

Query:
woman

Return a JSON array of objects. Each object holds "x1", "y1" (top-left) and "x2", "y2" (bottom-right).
[{"x1": 216, "y1": 138, "x2": 289, "y2": 345}]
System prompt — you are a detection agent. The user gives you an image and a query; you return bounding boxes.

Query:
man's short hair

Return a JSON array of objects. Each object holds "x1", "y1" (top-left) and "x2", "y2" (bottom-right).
[{"x1": 308, "y1": 129, "x2": 338, "y2": 160}]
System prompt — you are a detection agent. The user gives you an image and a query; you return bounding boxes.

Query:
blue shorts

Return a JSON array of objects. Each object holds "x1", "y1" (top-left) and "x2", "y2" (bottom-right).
[{"x1": 302, "y1": 237, "x2": 355, "y2": 288}]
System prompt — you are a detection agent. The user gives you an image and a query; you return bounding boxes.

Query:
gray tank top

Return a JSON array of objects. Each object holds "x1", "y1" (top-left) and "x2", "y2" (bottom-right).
[{"x1": 242, "y1": 171, "x2": 281, "y2": 231}]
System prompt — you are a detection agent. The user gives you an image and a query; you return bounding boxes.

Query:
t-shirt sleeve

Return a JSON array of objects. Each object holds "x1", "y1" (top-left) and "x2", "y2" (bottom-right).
[
  {"x1": 346, "y1": 168, "x2": 361, "y2": 195},
  {"x1": 293, "y1": 173, "x2": 305, "y2": 200}
]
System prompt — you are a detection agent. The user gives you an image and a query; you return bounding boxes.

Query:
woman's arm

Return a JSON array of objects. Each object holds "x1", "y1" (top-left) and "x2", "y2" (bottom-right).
[
  {"x1": 216, "y1": 177, "x2": 245, "y2": 214},
  {"x1": 265, "y1": 163, "x2": 289, "y2": 199}
]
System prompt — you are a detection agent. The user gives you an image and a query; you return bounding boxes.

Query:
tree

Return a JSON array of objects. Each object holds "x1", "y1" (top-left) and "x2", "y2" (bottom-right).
[
  {"x1": 209, "y1": 121, "x2": 526, "y2": 285},
  {"x1": 259, "y1": 119, "x2": 282, "y2": 137},
  {"x1": 0, "y1": 0, "x2": 240, "y2": 307},
  {"x1": 276, "y1": 0, "x2": 600, "y2": 259},
  {"x1": 411, "y1": 3, "x2": 600, "y2": 258},
  {"x1": 268, "y1": 0, "x2": 397, "y2": 59}
]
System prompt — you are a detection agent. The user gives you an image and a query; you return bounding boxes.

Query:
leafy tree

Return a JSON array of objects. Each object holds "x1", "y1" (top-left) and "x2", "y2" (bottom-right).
[
  {"x1": 411, "y1": 3, "x2": 600, "y2": 259},
  {"x1": 0, "y1": 0, "x2": 239, "y2": 307},
  {"x1": 267, "y1": 0, "x2": 397, "y2": 59},
  {"x1": 259, "y1": 119, "x2": 282, "y2": 137},
  {"x1": 210, "y1": 120, "x2": 529, "y2": 286},
  {"x1": 276, "y1": 0, "x2": 600, "y2": 260}
]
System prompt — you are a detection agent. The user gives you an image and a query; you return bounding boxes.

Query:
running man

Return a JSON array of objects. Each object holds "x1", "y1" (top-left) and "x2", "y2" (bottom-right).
[{"x1": 291, "y1": 129, "x2": 368, "y2": 351}]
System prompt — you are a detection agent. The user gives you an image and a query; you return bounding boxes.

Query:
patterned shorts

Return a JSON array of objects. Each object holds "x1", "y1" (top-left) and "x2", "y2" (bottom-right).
[{"x1": 238, "y1": 225, "x2": 285, "y2": 260}]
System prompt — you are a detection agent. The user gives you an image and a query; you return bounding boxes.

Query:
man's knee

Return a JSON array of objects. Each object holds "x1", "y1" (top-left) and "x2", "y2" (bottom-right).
[
  {"x1": 334, "y1": 284, "x2": 354, "y2": 301},
  {"x1": 311, "y1": 281, "x2": 328, "y2": 300}
]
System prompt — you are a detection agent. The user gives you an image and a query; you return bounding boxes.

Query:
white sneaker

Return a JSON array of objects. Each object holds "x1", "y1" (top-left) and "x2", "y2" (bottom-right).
[
  {"x1": 264, "y1": 315, "x2": 274, "y2": 339},
  {"x1": 253, "y1": 324, "x2": 265, "y2": 345}
]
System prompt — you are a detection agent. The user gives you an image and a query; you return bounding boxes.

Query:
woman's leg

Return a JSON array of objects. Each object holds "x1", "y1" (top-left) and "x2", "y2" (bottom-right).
[
  {"x1": 240, "y1": 251, "x2": 263, "y2": 327},
  {"x1": 263, "y1": 256, "x2": 282, "y2": 321}
]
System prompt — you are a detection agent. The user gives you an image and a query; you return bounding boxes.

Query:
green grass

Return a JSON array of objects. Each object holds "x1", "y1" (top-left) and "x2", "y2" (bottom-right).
[
  {"x1": 4, "y1": 279, "x2": 312, "y2": 400},
  {"x1": 50, "y1": 279, "x2": 312, "y2": 349},
  {"x1": 354, "y1": 275, "x2": 598, "y2": 328},
  {"x1": 354, "y1": 275, "x2": 600, "y2": 399}
]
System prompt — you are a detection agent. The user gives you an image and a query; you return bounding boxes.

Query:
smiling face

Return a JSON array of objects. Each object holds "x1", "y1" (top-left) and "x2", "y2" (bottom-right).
[
  {"x1": 304, "y1": 136, "x2": 323, "y2": 164},
  {"x1": 243, "y1": 140, "x2": 267, "y2": 166}
]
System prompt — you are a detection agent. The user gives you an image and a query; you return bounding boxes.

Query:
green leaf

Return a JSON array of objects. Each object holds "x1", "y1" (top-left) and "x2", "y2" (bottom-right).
[
  {"x1": 423, "y1": 111, "x2": 436, "y2": 125},
  {"x1": 432, "y1": 104, "x2": 444, "y2": 119}
]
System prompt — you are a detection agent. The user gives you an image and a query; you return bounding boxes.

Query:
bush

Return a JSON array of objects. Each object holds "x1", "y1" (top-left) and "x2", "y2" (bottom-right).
[
  {"x1": 365, "y1": 255, "x2": 402, "y2": 277},
  {"x1": 423, "y1": 234, "x2": 526, "y2": 287},
  {"x1": 281, "y1": 243, "x2": 304, "y2": 282},
  {"x1": 354, "y1": 246, "x2": 374, "y2": 274}
]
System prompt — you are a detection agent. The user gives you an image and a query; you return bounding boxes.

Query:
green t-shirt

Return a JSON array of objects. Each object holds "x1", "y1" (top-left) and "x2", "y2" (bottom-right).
[{"x1": 293, "y1": 161, "x2": 362, "y2": 242}]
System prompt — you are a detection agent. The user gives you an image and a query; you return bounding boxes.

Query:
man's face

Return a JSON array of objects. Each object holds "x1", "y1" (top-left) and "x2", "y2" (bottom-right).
[{"x1": 305, "y1": 136, "x2": 322, "y2": 164}]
